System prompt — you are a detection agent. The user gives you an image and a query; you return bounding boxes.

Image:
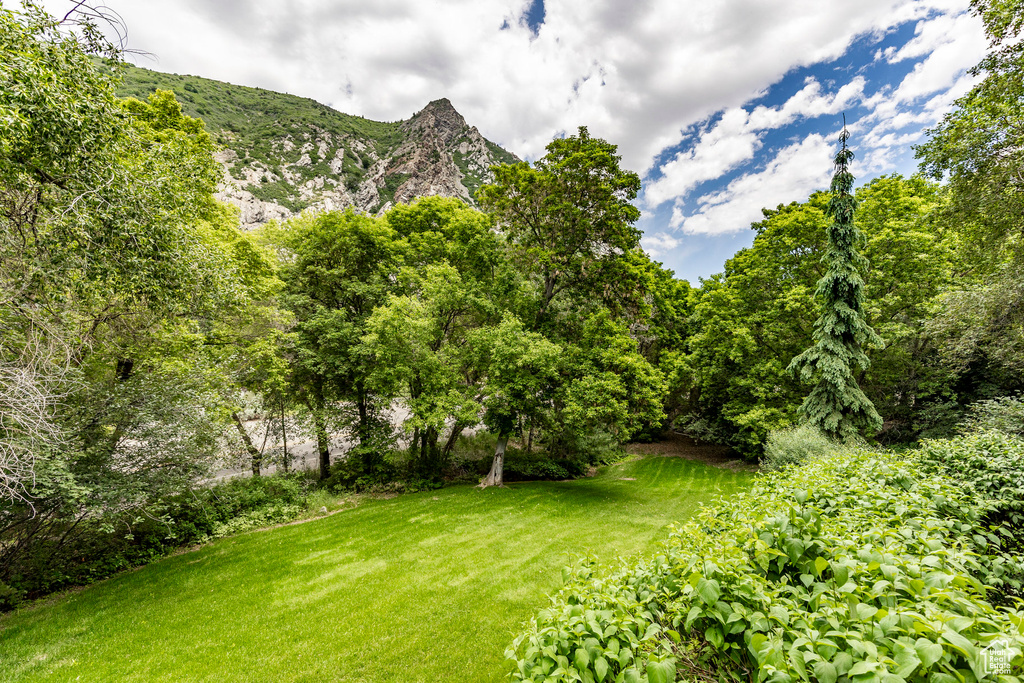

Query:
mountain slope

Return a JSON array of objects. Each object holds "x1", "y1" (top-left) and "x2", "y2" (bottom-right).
[{"x1": 118, "y1": 66, "x2": 519, "y2": 228}]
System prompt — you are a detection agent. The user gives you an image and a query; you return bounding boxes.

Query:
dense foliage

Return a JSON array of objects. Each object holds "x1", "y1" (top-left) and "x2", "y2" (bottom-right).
[
  {"x1": 509, "y1": 437, "x2": 1024, "y2": 682},
  {"x1": 0, "y1": 4, "x2": 280, "y2": 603},
  {"x1": 672, "y1": 176, "x2": 959, "y2": 455},
  {"x1": 0, "y1": 3, "x2": 675, "y2": 601}
]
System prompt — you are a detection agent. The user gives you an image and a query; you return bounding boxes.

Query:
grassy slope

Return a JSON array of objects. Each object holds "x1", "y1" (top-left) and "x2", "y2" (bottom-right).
[
  {"x1": 0, "y1": 456, "x2": 753, "y2": 682},
  {"x1": 117, "y1": 65, "x2": 405, "y2": 152}
]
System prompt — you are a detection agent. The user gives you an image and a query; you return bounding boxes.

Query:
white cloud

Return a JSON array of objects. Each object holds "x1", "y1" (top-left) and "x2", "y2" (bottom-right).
[
  {"x1": 887, "y1": 11, "x2": 972, "y2": 63},
  {"x1": 38, "y1": 0, "x2": 977, "y2": 174},
  {"x1": 864, "y1": 9, "x2": 985, "y2": 124},
  {"x1": 644, "y1": 76, "x2": 865, "y2": 208},
  {"x1": 641, "y1": 231, "x2": 681, "y2": 258},
  {"x1": 673, "y1": 134, "x2": 834, "y2": 236},
  {"x1": 656, "y1": 2, "x2": 983, "y2": 245}
]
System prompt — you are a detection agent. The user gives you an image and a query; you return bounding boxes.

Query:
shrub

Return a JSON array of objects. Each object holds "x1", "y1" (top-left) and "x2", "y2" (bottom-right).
[
  {"x1": 452, "y1": 431, "x2": 499, "y2": 462},
  {"x1": 674, "y1": 413, "x2": 729, "y2": 446},
  {"x1": 208, "y1": 504, "x2": 302, "y2": 538},
  {"x1": 548, "y1": 427, "x2": 626, "y2": 467},
  {"x1": 509, "y1": 445, "x2": 1024, "y2": 682},
  {"x1": 0, "y1": 472, "x2": 315, "y2": 608},
  {"x1": 760, "y1": 423, "x2": 834, "y2": 471},
  {"x1": 0, "y1": 581, "x2": 24, "y2": 611},
  {"x1": 918, "y1": 430, "x2": 1024, "y2": 602},
  {"x1": 502, "y1": 456, "x2": 578, "y2": 482},
  {"x1": 958, "y1": 395, "x2": 1024, "y2": 437}
]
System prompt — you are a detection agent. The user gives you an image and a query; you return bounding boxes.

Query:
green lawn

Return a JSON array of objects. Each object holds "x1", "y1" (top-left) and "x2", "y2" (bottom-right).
[{"x1": 0, "y1": 455, "x2": 754, "y2": 682}]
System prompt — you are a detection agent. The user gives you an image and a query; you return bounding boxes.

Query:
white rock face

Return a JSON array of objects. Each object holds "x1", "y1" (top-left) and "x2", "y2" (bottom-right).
[
  {"x1": 212, "y1": 97, "x2": 518, "y2": 230},
  {"x1": 216, "y1": 186, "x2": 292, "y2": 228}
]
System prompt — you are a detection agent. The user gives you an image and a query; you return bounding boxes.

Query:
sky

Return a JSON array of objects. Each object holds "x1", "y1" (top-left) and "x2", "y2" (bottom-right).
[{"x1": 36, "y1": 0, "x2": 989, "y2": 283}]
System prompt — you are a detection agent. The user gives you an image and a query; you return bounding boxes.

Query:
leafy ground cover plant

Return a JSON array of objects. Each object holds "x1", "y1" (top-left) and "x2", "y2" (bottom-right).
[
  {"x1": 509, "y1": 444, "x2": 1024, "y2": 682},
  {"x1": 918, "y1": 430, "x2": 1024, "y2": 603}
]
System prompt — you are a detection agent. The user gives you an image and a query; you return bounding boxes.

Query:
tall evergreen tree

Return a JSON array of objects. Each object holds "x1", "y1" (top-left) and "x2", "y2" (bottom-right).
[{"x1": 788, "y1": 123, "x2": 883, "y2": 440}]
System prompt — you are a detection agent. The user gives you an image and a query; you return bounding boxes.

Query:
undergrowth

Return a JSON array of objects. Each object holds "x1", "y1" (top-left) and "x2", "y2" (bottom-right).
[{"x1": 509, "y1": 435, "x2": 1024, "y2": 682}]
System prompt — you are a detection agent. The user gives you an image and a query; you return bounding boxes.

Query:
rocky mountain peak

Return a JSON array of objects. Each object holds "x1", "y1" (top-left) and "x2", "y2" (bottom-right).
[
  {"x1": 121, "y1": 66, "x2": 523, "y2": 229},
  {"x1": 404, "y1": 98, "x2": 470, "y2": 148}
]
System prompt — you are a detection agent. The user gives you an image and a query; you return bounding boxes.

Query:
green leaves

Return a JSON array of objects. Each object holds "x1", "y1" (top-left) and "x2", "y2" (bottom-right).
[
  {"x1": 915, "y1": 638, "x2": 944, "y2": 668},
  {"x1": 695, "y1": 577, "x2": 720, "y2": 606},
  {"x1": 478, "y1": 126, "x2": 641, "y2": 324},
  {"x1": 812, "y1": 660, "x2": 837, "y2": 683},
  {"x1": 508, "y1": 443, "x2": 1024, "y2": 683},
  {"x1": 645, "y1": 658, "x2": 675, "y2": 683},
  {"x1": 788, "y1": 127, "x2": 883, "y2": 441}
]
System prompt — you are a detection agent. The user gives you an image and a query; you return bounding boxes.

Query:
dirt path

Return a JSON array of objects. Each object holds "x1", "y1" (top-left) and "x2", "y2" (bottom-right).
[{"x1": 625, "y1": 432, "x2": 759, "y2": 472}]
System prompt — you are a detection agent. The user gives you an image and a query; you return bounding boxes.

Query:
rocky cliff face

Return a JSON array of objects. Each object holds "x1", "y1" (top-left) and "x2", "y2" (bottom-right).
[
  {"x1": 119, "y1": 68, "x2": 519, "y2": 229},
  {"x1": 212, "y1": 97, "x2": 518, "y2": 229}
]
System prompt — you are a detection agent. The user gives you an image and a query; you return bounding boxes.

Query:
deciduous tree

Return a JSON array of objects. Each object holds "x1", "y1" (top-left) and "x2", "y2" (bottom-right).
[{"x1": 478, "y1": 127, "x2": 641, "y2": 327}]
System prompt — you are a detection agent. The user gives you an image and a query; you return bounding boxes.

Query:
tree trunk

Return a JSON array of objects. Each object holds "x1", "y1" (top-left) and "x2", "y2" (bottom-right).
[
  {"x1": 526, "y1": 418, "x2": 534, "y2": 455},
  {"x1": 356, "y1": 387, "x2": 375, "y2": 473},
  {"x1": 314, "y1": 411, "x2": 330, "y2": 480},
  {"x1": 441, "y1": 422, "x2": 464, "y2": 462},
  {"x1": 232, "y1": 412, "x2": 262, "y2": 476},
  {"x1": 410, "y1": 426, "x2": 420, "y2": 460},
  {"x1": 479, "y1": 434, "x2": 508, "y2": 488},
  {"x1": 280, "y1": 402, "x2": 289, "y2": 472},
  {"x1": 308, "y1": 379, "x2": 331, "y2": 480},
  {"x1": 102, "y1": 358, "x2": 135, "y2": 459},
  {"x1": 420, "y1": 425, "x2": 439, "y2": 475},
  {"x1": 357, "y1": 391, "x2": 369, "y2": 447}
]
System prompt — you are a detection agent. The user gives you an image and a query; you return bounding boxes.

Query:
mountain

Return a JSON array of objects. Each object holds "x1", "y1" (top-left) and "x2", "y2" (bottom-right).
[{"x1": 118, "y1": 66, "x2": 520, "y2": 229}]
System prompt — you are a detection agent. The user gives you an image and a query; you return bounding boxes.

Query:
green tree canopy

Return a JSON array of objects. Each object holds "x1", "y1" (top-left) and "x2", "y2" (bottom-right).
[
  {"x1": 478, "y1": 126, "x2": 641, "y2": 326},
  {"x1": 283, "y1": 209, "x2": 404, "y2": 477},
  {"x1": 915, "y1": 0, "x2": 1024, "y2": 385},
  {"x1": 676, "y1": 175, "x2": 950, "y2": 454}
]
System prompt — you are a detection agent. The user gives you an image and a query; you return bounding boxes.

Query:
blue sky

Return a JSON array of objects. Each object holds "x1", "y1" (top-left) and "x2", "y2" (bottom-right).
[
  {"x1": 37, "y1": 0, "x2": 988, "y2": 283},
  {"x1": 637, "y1": 10, "x2": 984, "y2": 281}
]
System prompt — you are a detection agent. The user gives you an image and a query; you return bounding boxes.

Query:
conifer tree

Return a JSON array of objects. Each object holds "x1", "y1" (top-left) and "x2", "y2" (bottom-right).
[{"x1": 788, "y1": 122, "x2": 883, "y2": 440}]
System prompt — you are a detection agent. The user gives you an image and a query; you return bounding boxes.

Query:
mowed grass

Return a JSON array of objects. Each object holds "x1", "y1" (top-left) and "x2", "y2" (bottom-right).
[{"x1": 0, "y1": 455, "x2": 754, "y2": 682}]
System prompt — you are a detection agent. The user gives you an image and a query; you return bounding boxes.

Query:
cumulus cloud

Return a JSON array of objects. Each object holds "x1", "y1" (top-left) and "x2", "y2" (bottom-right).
[
  {"x1": 644, "y1": 77, "x2": 865, "y2": 209},
  {"x1": 650, "y1": 2, "x2": 983, "y2": 243},
  {"x1": 641, "y1": 231, "x2": 682, "y2": 258},
  {"x1": 40, "y1": 0, "x2": 977, "y2": 173},
  {"x1": 673, "y1": 134, "x2": 834, "y2": 236}
]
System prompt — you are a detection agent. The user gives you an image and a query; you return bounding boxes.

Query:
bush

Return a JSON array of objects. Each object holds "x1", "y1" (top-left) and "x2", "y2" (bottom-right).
[
  {"x1": 208, "y1": 504, "x2": 302, "y2": 538},
  {"x1": 509, "y1": 445, "x2": 1024, "y2": 682},
  {"x1": 451, "y1": 431, "x2": 499, "y2": 462},
  {"x1": 0, "y1": 472, "x2": 316, "y2": 608},
  {"x1": 549, "y1": 427, "x2": 626, "y2": 467},
  {"x1": 760, "y1": 423, "x2": 834, "y2": 471},
  {"x1": 321, "y1": 451, "x2": 402, "y2": 492},
  {"x1": 958, "y1": 395, "x2": 1024, "y2": 437},
  {"x1": 0, "y1": 581, "x2": 24, "y2": 611},
  {"x1": 502, "y1": 455, "x2": 585, "y2": 482},
  {"x1": 918, "y1": 430, "x2": 1024, "y2": 601},
  {"x1": 674, "y1": 413, "x2": 729, "y2": 446}
]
